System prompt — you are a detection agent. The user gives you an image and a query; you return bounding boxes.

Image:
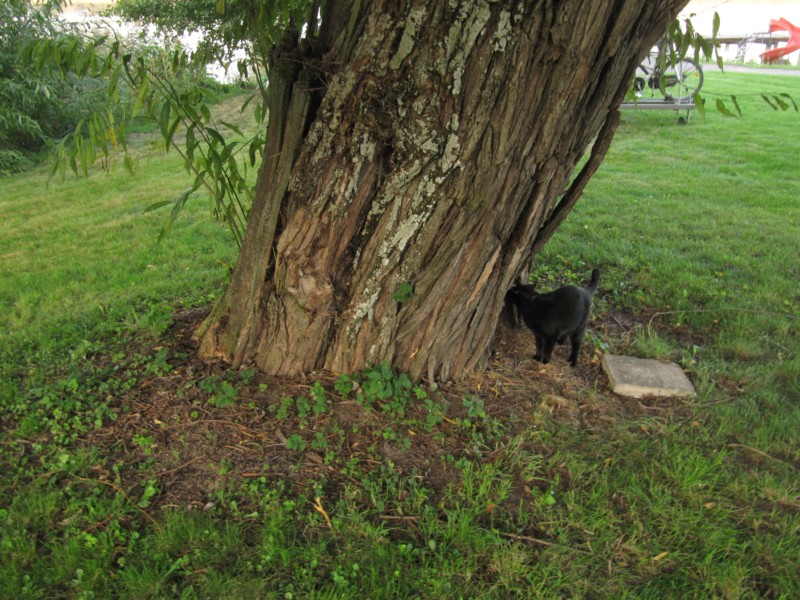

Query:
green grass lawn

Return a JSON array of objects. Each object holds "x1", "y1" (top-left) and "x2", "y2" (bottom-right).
[
  {"x1": 0, "y1": 153, "x2": 237, "y2": 427},
  {"x1": 1, "y1": 71, "x2": 798, "y2": 598},
  {"x1": 530, "y1": 69, "x2": 800, "y2": 597}
]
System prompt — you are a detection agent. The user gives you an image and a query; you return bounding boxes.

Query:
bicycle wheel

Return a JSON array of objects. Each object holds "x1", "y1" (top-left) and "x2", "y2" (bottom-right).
[{"x1": 659, "y1": 58, "x2": 703, "y2": 101}]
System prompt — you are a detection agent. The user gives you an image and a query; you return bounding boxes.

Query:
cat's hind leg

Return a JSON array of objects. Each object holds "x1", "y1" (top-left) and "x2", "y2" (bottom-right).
[{"x1": 568, "y1": 330, "x2": 586, "y2": 367}]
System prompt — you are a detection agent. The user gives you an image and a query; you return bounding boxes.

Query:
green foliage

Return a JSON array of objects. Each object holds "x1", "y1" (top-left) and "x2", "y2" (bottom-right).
[
  {"x1": 112, "y1": 0, "x2": 311, "y2": 70},
  {"x1": 200, "y1": 375, "x2": 239, "y2": 408},
  {"x1": 392, "y1": 281, "x2": 414, "y2": 303},
  {"x1": 309, "y1": 381, "x2": 329, "y2": 415},
  {"x1": 630, "y1": 15, "x2": 796, "y2": 115},
  {"x1": 274, "y1": 396, "x2": 294, "y2": 420},
  {"x1": 334, "y1": 372, "x2": 355, "y2": 396},
  {"x1": 760, "y1": 93, "x2": 799, "y2": 112},
  {"x1": 339, "y1": 361, "x2": 416, "y2": 417},
  {"x1": 0, "y1": 1, "x2": 59, "y2": 145},
  {"x1": 132, "y1": 433, "x2": 155, "y2": 455},
  {"x1": 664, "y1": 11, "x2": 723, "y2": 68},
  {"x1": 285, "y1": 434, "x2": 306, "y2": 451},
  {"x1": 0, "y1": 1, "x2": 127, "y2": 174},
  {"x1": 421, "y1": 396, "x2": 447, "y2": 433},
  {"x1": 713, "y1": 92, "x2": 799, "y2": 118},
  {"x1": 0, "y1": 1, "x2": 63, "y2": 168},
  {"x1": 270, "y1": 387, "x2": 329, "y2": 433},
  {"x1": 0, "y1": 150, "x2": 33, "y2": 175},
  {"x1": 22, "y1": 27, "x2": 260, "y2": 246},
  {"x1": 462, "y1": 395, "x2": 487, "y2": 421},
  {"x1": 94, "y1": 0, "x2": 313, "y2": 244}
]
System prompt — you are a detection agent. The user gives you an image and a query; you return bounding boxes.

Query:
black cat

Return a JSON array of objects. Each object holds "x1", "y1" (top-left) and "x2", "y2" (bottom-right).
[{"x1": 507, "y1": 269, "x2": 600, "y2": 367}]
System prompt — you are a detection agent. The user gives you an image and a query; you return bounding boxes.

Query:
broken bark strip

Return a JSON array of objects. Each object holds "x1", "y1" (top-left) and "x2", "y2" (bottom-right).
[{"x1": 197, "y1": 31, "x2": 310, "y2": 362}]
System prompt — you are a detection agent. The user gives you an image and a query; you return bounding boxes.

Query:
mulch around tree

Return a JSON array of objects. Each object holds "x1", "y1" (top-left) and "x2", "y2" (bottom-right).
[{"x1": 85, "y1": 307, "x2": 693, "y2": 517}]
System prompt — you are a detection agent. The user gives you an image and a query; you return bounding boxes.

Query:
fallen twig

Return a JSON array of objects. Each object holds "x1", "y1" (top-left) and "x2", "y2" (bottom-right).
[
  {"x1": 728, "y1": 443, "x2": 795, "y2": 470},
  {"x1": 157, "y1": 456, "x2": 206, "y2": 478},
  {"x1": 500, "y1": 532, "x2": 592, "y2": 555}
]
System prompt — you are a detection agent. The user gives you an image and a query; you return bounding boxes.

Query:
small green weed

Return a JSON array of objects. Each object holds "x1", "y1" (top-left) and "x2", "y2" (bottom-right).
[
  {"x1": 336, "y1": 361, "x2": 427, "y2": 418},
  {"x1": 286, "y1": 434, "x2": 307, "y2": 451},
  {"x1": 274, "y1": 396, "x2": 295, "y2": 419},
  {"x1": 272, "y1": 391, "x2": 328, "y2": 421},
  {"x1": 200, "y1": 375, "x2": 238, "y2": 408},
  {"x1": 392, "y1": 281, "x2": 415, "y2": 303},
  {"x1": 462, "y1": 395, "x2": 487, "y2": 422},
  {"x1": 137, "y1": 479, "x2": 160, "y2": 508},
  {"x1": 422, "y1": 396, "x2": 448, "y2": 432},
  {"x1": 310, "y1": 381, "x2": 329, "y2": 415},
  {"x1": 145, "y1": 347, "x2": 173, "y2": 376},
  {"x1": 132, "y1": 434, "x2": 156, "y2": 456},
  {"x1": 294, "y1": 395, "x2": 311, "y2": 419}
]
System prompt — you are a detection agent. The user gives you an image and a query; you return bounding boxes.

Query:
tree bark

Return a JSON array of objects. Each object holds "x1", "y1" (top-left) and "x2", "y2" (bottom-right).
[{"x1": 198, "y1": 0, "x2": 689, "y2": 382}]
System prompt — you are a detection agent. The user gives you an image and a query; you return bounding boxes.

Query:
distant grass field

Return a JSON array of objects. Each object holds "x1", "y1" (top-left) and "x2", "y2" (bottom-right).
[
  {"x1": 1, "y1": 70, "x2": 798, "y2": 598},
  {"x1": 0, "y1": 153, "x2": 237, "y2": 428}
]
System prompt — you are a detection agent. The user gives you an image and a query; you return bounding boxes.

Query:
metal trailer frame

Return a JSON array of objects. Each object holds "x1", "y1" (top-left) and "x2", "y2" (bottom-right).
[{"x1": 618, "y1": 97, "x2": 695, "y2": 124}]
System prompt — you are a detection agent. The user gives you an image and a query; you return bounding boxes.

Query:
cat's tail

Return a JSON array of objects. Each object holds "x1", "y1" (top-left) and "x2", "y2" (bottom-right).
[{"x1": 586, "y1": 268, "x2": 601, "y2": 295}]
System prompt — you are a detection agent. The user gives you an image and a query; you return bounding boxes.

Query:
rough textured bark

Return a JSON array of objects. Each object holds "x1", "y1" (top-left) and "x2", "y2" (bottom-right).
[{"x1": 198, "y1": 0, "x2": 690, "y2": 381}]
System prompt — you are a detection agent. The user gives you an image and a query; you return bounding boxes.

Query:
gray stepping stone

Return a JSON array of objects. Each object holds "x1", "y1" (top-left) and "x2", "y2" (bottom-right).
[{"x1": 601, "y1": 354, "x2": 695, "y2": 398}]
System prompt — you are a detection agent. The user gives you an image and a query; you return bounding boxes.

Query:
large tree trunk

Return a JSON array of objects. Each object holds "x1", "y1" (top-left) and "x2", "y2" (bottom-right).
[{"x1": 198, "y1": 0, "x2": 689, "y2": 381}]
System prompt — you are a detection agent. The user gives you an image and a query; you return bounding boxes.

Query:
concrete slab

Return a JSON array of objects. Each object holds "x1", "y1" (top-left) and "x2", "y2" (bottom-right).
[{"x1": 602, "y1": 354, "x2": 695, "y2": 399}]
